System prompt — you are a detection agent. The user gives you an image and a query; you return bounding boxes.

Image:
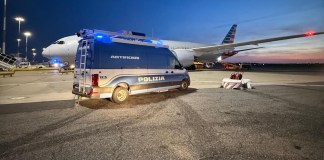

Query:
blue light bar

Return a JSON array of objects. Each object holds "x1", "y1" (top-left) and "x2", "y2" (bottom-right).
[
  {"x1": 156, "y1": 40, "x2": 164, "y2": 47},
  {"x1": 94, "y1": 33, "x2": 112, "y2": 43},
  {"x1": 143, "y1": 39, "x2": 153, "y2": 43},
  {"x1": 96, "y1": 35, "x2": 103, "y2": 39},
  {"x1": 51, "y1": 57, "x2": 61, "y2": 63}
]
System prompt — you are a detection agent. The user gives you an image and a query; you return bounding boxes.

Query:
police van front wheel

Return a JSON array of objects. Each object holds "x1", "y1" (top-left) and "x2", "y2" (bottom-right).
[
  {"x1": 112, "y1": 87, "x2": 129, "y2": 104},
  {"x1": 179, "y1": 80, "x2": 189, "y2": 91}
]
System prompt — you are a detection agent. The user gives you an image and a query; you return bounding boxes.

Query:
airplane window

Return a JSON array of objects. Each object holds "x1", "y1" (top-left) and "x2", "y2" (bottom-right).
[
  {"x1": 57, "y1": 41, "x2": 65, "y2": 44},
  {"x1": 53, "y1": 41, "x2": 59, "y2": 44}
]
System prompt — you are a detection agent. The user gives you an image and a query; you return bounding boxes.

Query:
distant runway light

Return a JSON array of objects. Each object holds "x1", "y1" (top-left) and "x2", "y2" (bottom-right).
[
  {"x1": 305, "y1": 31, "x2": 315, "y2": 36},
  {"x1": 217, "y1": 56, "x2": 222, "y2": 62}
]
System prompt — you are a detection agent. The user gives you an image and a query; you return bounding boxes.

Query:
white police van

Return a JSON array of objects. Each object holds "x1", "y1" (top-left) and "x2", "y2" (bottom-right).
[{"x1": 72, "y1": 29, "x2": 190, "y2": 103}]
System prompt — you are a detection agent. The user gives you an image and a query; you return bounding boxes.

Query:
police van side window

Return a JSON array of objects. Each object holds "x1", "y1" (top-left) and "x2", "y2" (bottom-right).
[
  {"x1": 94, "y1": 42, "x2": 147, "y2": 69},
  {"x1": 147, "y1": 49, "x2": 168, "y2": 69},
  {"x1": 168, "y1": 56, "x2": 182, "y2": 69},
  {"x1": 116, "y1": 44, "x2": 147, "y2": 69}
]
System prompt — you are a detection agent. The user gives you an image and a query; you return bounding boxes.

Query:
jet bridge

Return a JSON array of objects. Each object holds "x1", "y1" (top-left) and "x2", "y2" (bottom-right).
[{"x1": 0, "y1": 53, "x2": 17, "y2": 70}]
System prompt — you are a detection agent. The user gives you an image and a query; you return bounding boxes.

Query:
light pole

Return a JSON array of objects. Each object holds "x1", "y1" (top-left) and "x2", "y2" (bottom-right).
[
  {"x1": 15, "y1": 17, "x2": 25, "y2": 56},
  {"x1": 14, "y1": 17, "x2": 25, "y2": 34},
  {"x1": 17, "y1": 39, "x2": 21, "y2": 57},
  {"x1": 32, "y1": 48, "x2": 36, "y2": 62},
  {"x1": 24, "y1": 32, "x2": 31, "y2": 61},
  {"x1": 42, "y1": 48, "x2": 46, "y2": 62},
  {"x1": 2, "y1": 0, "x2": 7, "y2": 54}
]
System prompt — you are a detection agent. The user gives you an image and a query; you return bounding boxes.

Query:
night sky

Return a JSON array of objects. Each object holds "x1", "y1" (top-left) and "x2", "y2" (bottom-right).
[{"x1": 1, "y1": 0, "x2": 324, "y2": 63}]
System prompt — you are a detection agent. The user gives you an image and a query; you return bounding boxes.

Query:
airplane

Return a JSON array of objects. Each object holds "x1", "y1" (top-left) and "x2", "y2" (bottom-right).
[{"x1": 42, "y1": 24, "x2": 324, "y2": 69}]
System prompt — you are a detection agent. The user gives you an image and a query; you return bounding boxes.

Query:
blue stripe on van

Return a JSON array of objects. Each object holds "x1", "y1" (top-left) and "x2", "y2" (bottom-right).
[{"x1": 102, "y1": 74, "x2": 188, "y2": 87}]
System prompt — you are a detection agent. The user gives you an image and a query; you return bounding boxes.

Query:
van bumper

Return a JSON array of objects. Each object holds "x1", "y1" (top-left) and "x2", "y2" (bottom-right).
[
  {"x1": 72, "y1": 87, "x2": 112, "y2": 99},
  {"x1": 72, "y1": 90, "x2": 91, "y2": 98},
  {"x1": 72, "y1": 90, "x2": 101, "y2": 99}
]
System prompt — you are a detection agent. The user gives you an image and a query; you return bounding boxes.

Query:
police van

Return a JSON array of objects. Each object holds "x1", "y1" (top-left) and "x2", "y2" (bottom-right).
[{"x1": 72, "y1": 29, "x2": 190, "y2": 103}]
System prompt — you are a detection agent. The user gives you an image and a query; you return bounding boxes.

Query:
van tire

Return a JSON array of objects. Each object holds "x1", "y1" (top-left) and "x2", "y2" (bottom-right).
[
  {"x1": 112, "y1": 87, "x2": 129, "y2": 103},
  {"x1": 179, "y1": 80, "x2": 189, "y2": 91}
]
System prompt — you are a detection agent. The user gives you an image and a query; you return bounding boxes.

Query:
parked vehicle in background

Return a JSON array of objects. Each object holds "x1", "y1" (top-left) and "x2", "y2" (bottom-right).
[
  {"x1": 34, "y1": 64, "x2": 47, "y2": 68},
  {"x1": 18, "y1": 62, "x2": 31, "y2": 68}
]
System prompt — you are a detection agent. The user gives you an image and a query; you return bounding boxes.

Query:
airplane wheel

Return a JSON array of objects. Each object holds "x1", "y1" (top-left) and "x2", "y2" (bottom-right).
[
  {"x1": 204, "y1": 62, "x2": 214, "y2": 69},
  {"x1": 179, "y1": 80, "x2": 189, "y2": 91},
  {"x1": 112, "y1": 87, "x2": 129, "y2": 104},
  {"x1": 185, "y1": 64, "x2": 196, "y2": 70}
]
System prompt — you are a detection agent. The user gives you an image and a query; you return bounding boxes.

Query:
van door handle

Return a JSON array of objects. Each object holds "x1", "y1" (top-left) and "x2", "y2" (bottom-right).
[{"x1": 165, "y1": 71, "x2": 169, "y2": 73}]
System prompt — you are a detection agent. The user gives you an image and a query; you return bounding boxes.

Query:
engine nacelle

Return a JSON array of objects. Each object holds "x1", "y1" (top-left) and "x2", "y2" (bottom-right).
[
  {"x1": 222, "y1": 51, "x2": 238, "y2": 56},
  {"x1": 172, "y1": 49, "x2": 195, "y2": 67}
]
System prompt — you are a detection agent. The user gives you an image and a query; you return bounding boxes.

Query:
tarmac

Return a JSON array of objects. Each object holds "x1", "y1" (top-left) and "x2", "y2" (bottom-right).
[{"x1": 0, "y1": 70, "x2": 323, "y2": 159}]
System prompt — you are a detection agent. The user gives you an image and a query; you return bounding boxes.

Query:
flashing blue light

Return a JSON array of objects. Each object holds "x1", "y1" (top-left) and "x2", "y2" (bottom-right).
[
  {"x1": 156, "y1": 40, "x2": 164, "y2": 47},
  {"x1": 144, "y1": 39, "x2": 153, "y2": 43},
  {"x1": 102, "y1": 37, "x2": 112, "y2": 43},
  {"x1": 94, "y1": 34, "x2": 105, "y2": 39},
  {"x1": 96, "y1": 35, "x2": 103, "y2": 39},
  {"x1": 94, "y1": 33, "x2": 112, "y2": 43},
  {"x1": 51, "y1": 57, "x2": 62, "y2": 66},
  {"x1": 52, "y1": 57, "x2": 61, "y2": 63}
]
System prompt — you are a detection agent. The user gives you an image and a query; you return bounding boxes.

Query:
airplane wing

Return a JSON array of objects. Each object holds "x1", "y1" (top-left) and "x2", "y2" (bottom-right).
[
  {"x1": 192, "y1": 31, "x2": 324, "y2": 52},
  {"x1": 235, "y1": 47, "x2": 264, "y2": 52}
]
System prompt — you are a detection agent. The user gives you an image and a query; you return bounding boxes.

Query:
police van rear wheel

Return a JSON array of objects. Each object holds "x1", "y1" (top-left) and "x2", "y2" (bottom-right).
[
  {"x1": 112, "y1": 87, "x2": 129, "y2": 104},
  {"x1": 179, "y1": 80, "x2": 189, "y2": 91}
]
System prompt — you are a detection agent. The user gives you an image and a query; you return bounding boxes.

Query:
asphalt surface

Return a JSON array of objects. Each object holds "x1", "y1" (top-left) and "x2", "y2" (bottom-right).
[{"x1": 0, "y1": 70, "x2": 323, "y2": 159}]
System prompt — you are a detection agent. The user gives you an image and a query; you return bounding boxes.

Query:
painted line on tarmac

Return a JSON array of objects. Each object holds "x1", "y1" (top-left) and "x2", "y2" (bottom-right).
[
  {"x1": 0, "y1": 81, "x2": 73, "y2": 87},
  {"x1": 192, "y1": 81, "x2": 220, "y2": 83},
  {"x1": 253, "y1": 83, "x2": 324, "y2": 87},
  {"x1": 193, "y1": 81, "x2": 324, "y2": 87}
]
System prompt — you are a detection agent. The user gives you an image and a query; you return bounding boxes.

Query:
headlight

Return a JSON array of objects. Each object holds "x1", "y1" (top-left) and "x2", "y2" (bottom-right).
[
  {"x1": 53, "y1": 63, "x2": 59, "y2": 67},
  {"x1": 70, "y1": 64, "x2": 75, "y2": 69},
  {"x1": 217, "y1": 56, "x2": 222, "y2": 62}
]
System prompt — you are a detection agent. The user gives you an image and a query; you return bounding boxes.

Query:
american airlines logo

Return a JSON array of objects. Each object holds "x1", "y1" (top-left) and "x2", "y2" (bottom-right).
[
  {"x1": 111, "y1": 55, "x2": 140, "y2": 60},
  {"x1": 138, "y1": 76, "x2": 165, "y2": 82}
]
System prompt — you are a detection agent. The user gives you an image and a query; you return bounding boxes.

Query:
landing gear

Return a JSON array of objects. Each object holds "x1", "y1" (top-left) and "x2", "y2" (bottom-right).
[
  {"x1": 204, "y1": 62, "x2": 214, "y2": 69},
  {"x1": 185, "y1": 64, "x2": 196, "y2": 70}
]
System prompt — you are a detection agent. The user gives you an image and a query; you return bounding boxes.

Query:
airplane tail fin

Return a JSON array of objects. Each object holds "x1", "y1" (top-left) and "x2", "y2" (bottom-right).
[{"x1": 222, "y1": 24, "x2": 237, "y2": 44}]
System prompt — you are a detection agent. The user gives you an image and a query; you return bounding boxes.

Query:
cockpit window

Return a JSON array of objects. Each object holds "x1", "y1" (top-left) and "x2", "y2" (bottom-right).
[{"x1": 53, "y1": 41, "x2": 65, "y2": 44}]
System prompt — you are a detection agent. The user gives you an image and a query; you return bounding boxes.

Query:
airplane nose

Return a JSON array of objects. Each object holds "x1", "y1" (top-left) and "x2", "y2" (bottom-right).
[{"x1": 42, "y1": 47, "x2": 50, "y2": 57}]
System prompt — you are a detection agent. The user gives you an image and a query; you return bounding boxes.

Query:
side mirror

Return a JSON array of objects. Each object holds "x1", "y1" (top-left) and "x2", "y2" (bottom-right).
[{"x1": 175, "y1": 65, "x2": 184, "y2": 70}]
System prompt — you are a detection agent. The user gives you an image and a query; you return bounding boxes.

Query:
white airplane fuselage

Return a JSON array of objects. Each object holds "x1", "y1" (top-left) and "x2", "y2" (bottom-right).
[
  {"x1": 42, "y1": 35, "x2": 231, "y2": 67},
  {"x1": 42, "y1": 26, "x2": 322, "y2": 68},
  {"x1": 42, "y1": 35, "x2": 80, "y2": 65}
]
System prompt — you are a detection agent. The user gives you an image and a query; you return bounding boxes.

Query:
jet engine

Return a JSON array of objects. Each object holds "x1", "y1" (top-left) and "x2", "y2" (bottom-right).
[{"x1": 172, "y1": 49, "x2": 195, "y2": 68}]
